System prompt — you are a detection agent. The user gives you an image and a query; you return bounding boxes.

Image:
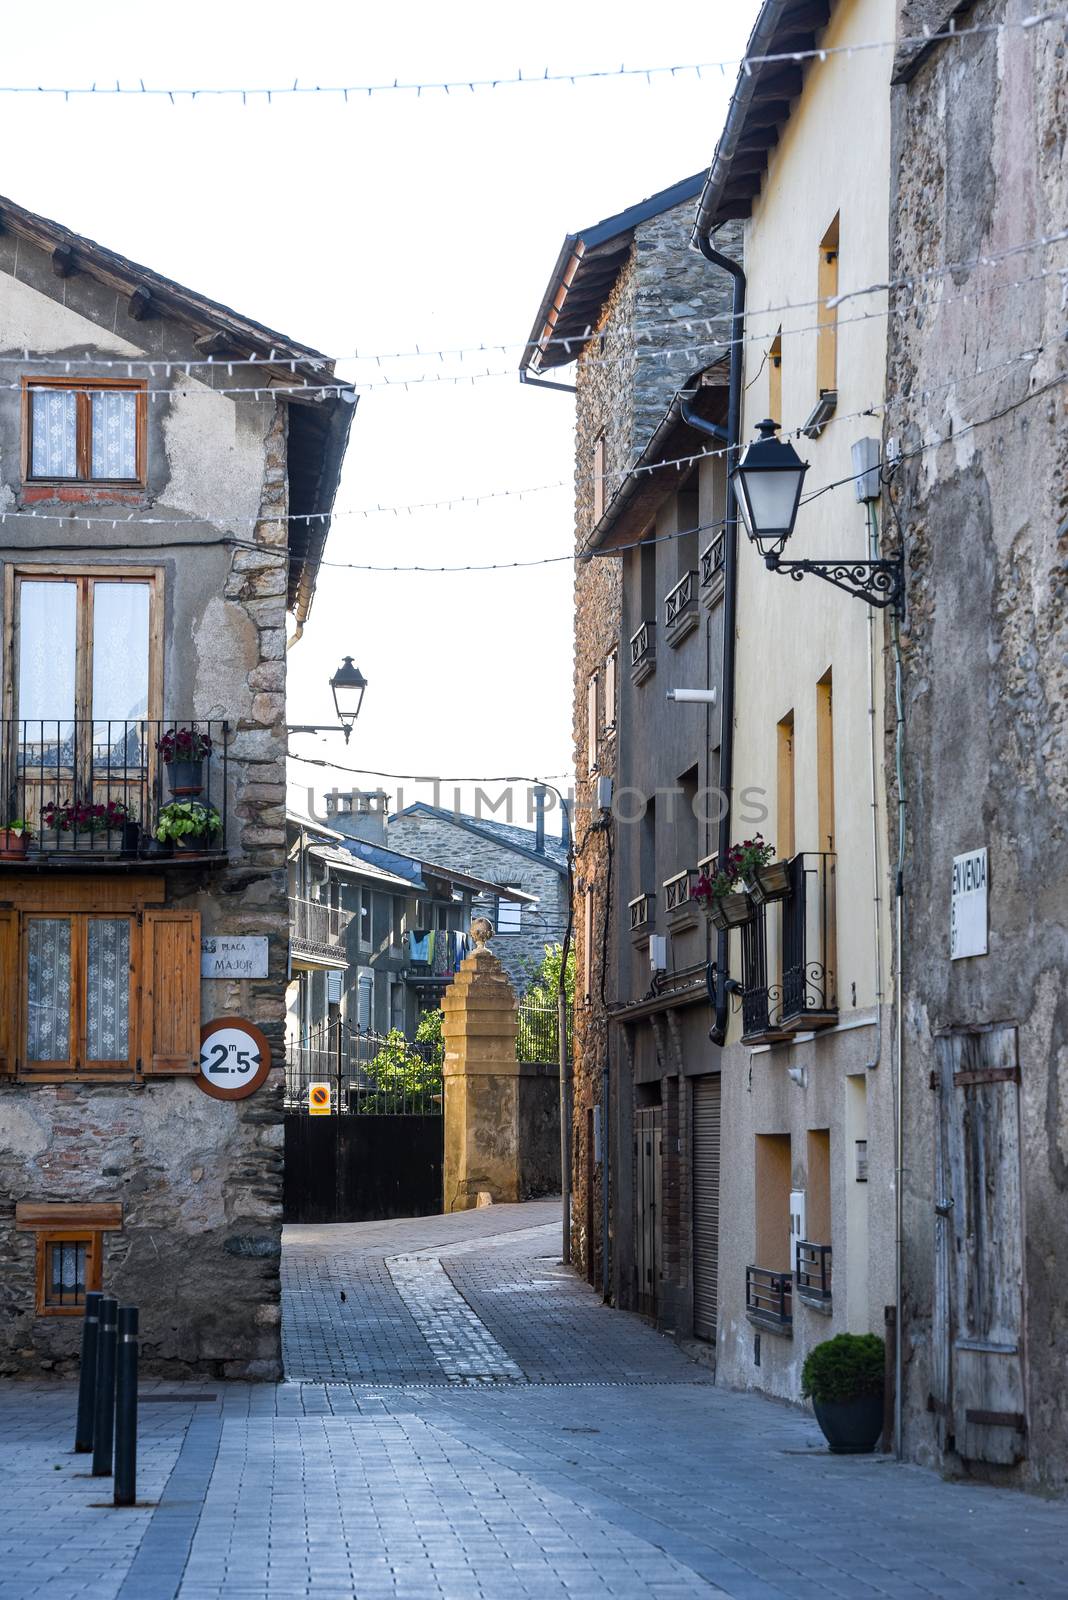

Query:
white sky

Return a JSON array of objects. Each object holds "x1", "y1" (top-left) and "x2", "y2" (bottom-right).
[{"x1": 0, "y1": 0, "x2": 759, "y2": 826}]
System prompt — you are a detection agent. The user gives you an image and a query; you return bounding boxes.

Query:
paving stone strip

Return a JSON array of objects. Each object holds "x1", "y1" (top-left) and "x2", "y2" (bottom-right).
[{"x1": 386, "y1": 1252, "x2": 527, "y2": 1383}]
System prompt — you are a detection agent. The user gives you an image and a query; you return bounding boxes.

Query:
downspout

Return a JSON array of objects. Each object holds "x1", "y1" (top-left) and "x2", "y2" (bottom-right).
[{"x1": 694, "y1": 234, "x2": 745, "y2": 1046}]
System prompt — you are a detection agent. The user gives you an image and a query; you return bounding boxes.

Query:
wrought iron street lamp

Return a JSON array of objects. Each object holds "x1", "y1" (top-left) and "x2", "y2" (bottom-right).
[
  {"x1": 329, "y1": 657, "x2": 367, "y2": 743},
  {"x1": 287, "y1": 656, "x2": 368, "y2": 745},
  {"x1": 731, "y1": 418, "x2": 904, "y2": 613}
]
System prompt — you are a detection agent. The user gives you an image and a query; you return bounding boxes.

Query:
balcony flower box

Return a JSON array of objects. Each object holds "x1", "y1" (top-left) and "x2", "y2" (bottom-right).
[
  {"x1": 0, "y1": 822, "x2": 31, "y2": 859},
  {"x1": 746, "y1": 858, "x2": 793, "y2": 905},
  {"x1": 708, "y1": 890, "x2": 756, "y2": 931}
]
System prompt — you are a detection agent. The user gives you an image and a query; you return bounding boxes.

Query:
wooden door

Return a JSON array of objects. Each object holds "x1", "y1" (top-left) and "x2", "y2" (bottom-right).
[
  {"x1": 635, "y1": 1105, "x2": 662, "y2": 1318},
  {"x1": 933, "y1": 1026, "x2": 1027, "y2": 1466}
]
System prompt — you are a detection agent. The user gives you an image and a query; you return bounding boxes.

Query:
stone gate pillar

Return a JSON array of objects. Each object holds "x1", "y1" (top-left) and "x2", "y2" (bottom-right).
[{"x1": 440, "y1": 920, "x2": 521, "y2": 1212}]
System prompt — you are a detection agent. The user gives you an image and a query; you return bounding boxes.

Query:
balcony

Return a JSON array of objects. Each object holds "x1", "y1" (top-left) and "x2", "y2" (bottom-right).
[
  {"x1": 0, "y1": 719, "x2": 230, "y2": 869},
  {"x1": 289, "y1": 897, "x2": 353, "y2": 970},
  {"x1": 746, "y1": 1265, "x2": 793, "y2": 1334},
  {"x1": 700, "y1": 533, "x2": 726, "y2": 607},
  {"x1": 664, "y1": 570, "x2": 699, "y2": 647},
  {"x1": 630, "y1": 619, "x2": 656, "y2": 685},
  {"x1": 796, "y1": 1241, "x2": 832, "y2": 1313},
  {"x1": 781, "y1": 852, "x2": 837, "y2": 1031},
  {"x1": 663, "y1": 867, "x2": 700, "y2": 933},
  {"x1": 738, "y1": 851, "x2": 837, "y2": 1041},
  {"x1": 629, "y1": 891, "x2": 655, "y2": 944},
  {"x1": 403, "y1": 926, "x2": 471, "y2": 986}
]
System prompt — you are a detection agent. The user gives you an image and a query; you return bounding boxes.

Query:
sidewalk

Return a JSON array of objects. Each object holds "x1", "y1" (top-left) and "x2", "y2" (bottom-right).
[{"x1": 3, "y1": 1200, "x2": 1068, "y2": 1599}]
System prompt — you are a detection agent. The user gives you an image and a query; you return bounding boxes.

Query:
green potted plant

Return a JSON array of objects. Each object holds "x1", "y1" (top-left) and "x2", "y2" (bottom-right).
[
  {"x1": 155, "y1": 800, "x2": 222, "y2": 852},
  {"x1": 693, "y1": 845, "x2": 755, "y2": 930},
  {"x1": 801, "y1": 1332, "x2": 885, "y2": 1454},
  {"x1": 738, "y1": 834, "x2": 792, "y2": 904},
  {"x1": 157, "y1": 727, "x2": 213, "y2": 797},
  {"x1": 0, "y1": 818, "x2": 32, "y2": 859}
]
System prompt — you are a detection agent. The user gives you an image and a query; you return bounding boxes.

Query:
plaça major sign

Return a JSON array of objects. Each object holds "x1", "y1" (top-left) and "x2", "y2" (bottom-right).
[{"x1": 201, "y1": 935, "x2": 269, "y2": 979}]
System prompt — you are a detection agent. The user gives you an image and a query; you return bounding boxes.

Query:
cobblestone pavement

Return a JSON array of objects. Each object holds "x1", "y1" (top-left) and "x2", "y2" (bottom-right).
[{"x1": 5, "y1": 1199, "x2": 1068, "y2": 1598}]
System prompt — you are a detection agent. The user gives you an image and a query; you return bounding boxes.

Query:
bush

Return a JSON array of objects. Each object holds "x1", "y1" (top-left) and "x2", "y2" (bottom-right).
[{"x1": 800, "y1": 1333, "x2": 885, "y2": 1404}]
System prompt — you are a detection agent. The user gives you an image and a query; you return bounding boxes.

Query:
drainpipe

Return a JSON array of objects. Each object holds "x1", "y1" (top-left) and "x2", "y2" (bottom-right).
[{"x1": 693, "y1": 232, "x2": 745, "y2": 1046}]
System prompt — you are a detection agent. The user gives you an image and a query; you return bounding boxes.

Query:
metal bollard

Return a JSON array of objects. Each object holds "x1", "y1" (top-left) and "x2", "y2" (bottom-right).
[
  {"x1": 91, "y1": 1296, "x2": 118, "y2": 1477},
  {"x1": 114, "y1": 1306, "x2": 138, "y2": 1507},
  {"x1": 74, "y1": 1291, "x2": 102, "y2": 1453}
]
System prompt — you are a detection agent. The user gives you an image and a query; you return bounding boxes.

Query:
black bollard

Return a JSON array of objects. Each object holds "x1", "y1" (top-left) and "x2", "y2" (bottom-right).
[
  {"x1": 74, "y1": 1291, "x2": 102, "y2": 1453},
  {"x1": 114, "y1": 1306, "x2": 138, "y2": 1507},
  {"x1": 91, "y1": 1296, "x2": 118, "y2": 1477}
]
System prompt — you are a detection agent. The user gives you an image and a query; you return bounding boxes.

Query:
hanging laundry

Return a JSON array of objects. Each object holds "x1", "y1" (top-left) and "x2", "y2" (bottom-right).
[{"x1": 408, "y1": 929, "x2": 431, "y2": 963}]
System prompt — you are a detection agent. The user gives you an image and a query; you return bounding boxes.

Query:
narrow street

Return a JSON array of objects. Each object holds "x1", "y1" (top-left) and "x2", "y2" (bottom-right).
[{"x1": 4, "y1": 1199, "x2": 1068, "y2": 1600}]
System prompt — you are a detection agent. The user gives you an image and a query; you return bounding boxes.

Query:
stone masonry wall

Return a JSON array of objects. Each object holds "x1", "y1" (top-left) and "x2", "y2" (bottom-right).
[{"x1": 886, "y1": 0, "x2": 1068, "y2": 1487}]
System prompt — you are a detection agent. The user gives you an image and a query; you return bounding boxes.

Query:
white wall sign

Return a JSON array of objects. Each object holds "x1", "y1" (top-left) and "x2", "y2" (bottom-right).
[
  {"x1": 201, "y1": 935, "x2": 269, "y2": 979},
  {"x1": 951, "y1": 847, "x2": 988, "y2": 960}
]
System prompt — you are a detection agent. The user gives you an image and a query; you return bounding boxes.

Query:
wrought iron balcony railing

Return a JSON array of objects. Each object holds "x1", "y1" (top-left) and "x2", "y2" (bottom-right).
[
  {"x1": 0, "y1": 718, "x2": 230, "y2": 863},
  {"x1": 664, "y1": 570, "x2": 699, "y2": 645},
  {"x1": 781, "y1": 851, "x2": 837, "y2": 1030},
  {"x1": 796, "y1": 1241, "x2": 832, "y2": 1307},
  {"x1": 630, "y1": 619, "x2": 656, "y2": 684},
  {"x1": 746, "y1": 1264, "x2": 793, "y2": 1331}
]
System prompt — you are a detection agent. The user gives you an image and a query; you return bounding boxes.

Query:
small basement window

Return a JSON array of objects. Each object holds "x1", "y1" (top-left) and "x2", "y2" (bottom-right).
[
  {"x1": 40, "y1": 1233, "x2": 99, "y2": 1314},
  {"x1": 24, "y1": 379, "x2": 147, "y2": 485}
]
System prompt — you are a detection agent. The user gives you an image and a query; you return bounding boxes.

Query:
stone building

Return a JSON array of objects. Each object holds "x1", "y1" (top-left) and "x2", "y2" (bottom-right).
[
  {"x1": 386, "y1": 799, "x2": 568, "y2": 998},
  {"x1": 0, "y1": 195, "x2": 352, "y2": 1377},
  {"x1": 520, "y1": 177, "x2": 740, "y2": 1287},
  {"x1": 886, "y1": 0, "x2": 1068, "y2": 1488}
]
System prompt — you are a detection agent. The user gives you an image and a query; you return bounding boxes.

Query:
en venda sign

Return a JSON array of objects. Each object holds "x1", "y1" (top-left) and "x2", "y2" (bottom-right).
[
  {"x1": 950, "y1": 848, "x2": 988, "y2": 960},
  {"x1": 201, "y1": 935, "x2": 269, "y2": 979}
]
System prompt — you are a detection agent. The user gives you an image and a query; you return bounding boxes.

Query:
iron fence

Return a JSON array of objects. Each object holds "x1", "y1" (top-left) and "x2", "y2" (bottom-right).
[
  {"x1": 746, "y1": 1264, "x2": 793, "y2": 1329},
  {"x1": 516, "y1": 997, "x2": 572, "y2": 1065},
  {"x1": 796, "y1": 1240, "x2": 832, "y2": 1303},
  {"x1": 285, "y1": 1019, "x2": 443, "y2": 1115},
  {"x1": 0, "y1": 717, "x2": 229, "y2": 858}
]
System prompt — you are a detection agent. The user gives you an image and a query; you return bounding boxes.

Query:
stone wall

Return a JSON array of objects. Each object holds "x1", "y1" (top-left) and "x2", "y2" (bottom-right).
[
  {"x1": 386, "y1": 808, "x2": 568, "y2": 994},
  {"x1": 0, "y1": 240, "x2": 292, "y2": 1378},
  {"x1": 886, "y1": 0, "x2": 1068, "y2": 1487}
]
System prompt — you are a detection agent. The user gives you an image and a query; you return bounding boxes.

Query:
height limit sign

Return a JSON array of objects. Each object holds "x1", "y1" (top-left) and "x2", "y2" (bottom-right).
[{"x1": 197, "y1": 1018, "x2": 272, "y2": 1101}]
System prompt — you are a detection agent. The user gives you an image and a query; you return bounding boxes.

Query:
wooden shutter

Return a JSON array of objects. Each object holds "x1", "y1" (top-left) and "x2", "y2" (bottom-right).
[
  {"x1": 140, "y1": 910, "x2": 200, "y2": 1074},
  {"x1": 0, "y1": 910, "x2": 17, "y2": 1075}
]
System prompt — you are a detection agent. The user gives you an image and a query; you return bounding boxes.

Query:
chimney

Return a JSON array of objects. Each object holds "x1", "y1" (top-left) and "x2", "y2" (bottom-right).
[
  {"x1": 325, "y1": 788, "x2": 390, "y2": 844},
  {"x1": 534, "y1": 786, "x2": 546, "y2": 854}
]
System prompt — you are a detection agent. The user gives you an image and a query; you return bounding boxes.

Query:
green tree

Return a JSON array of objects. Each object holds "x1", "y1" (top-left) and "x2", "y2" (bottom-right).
[
  {"x1": 516, "y1": 944, "x2": 574, "y2": 1064},
  {"x1": 519, "y1": 942, "x2": 575, "y2": 1007}
]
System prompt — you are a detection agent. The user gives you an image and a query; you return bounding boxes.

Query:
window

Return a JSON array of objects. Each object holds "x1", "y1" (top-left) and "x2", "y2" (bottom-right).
[
  {"x1": 24, "y1": 378, "x2": 147, "y2": 485},
  {"x1": 16, "y1": 1201, "x2": 120, "y2": 1316},
  {"x1": 0, "y1": 902, "x2": 199, "y2": 1080},
  {"x1": 604, "y1": 652, "x2": 617, "y2": 733},
  {"x1": 768, "y1": 329, "x2": 782, "y2": 426},
  {"x1": 776, "y1": 712, "x2": 795, "y2": 861},
  {"x1": 592, "y1": 434, "x2": 606, "y2": 523},
  {"x1": 816, "y1": 215, "x2": 840, "y2": 400},
  {"x1": 583, "y1": 886, "x2": 594, "y2": 1005},
  {"x1": 677, "y1": 488, "x2": 699, "y2": 578},
  {"x1": 496, "y1": 890, "x2": 522, "y2": 935},
  {"x1": 587, "y1": 674, "x2": 599, "y2": 775},
  {"x1": 754, "y1": 1133, "x2": 792, "y2": 1272}
]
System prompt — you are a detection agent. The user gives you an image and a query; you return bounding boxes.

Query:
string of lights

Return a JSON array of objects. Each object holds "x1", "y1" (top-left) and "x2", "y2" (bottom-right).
[
  {"x1": 0, "y1": 8, "x2": 1062, "y2": 101},
  {"x1": 0, "y1": 332, "x2": 1055, "y2": 539},
  {"x1": 5, "y1": 227, "x2": 1064, "y2": 378}
]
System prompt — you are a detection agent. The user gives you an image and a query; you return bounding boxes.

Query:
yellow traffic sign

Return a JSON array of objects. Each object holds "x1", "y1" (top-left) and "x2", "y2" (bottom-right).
[{"x1": 308, "y1": 1083, "x2": 332, "y2": 1116}]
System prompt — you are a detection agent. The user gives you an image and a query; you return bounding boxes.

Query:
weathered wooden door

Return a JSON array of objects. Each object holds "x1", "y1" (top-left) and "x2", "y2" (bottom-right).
[
  {"x1": 933, "y1": 1026, "x2": 1027, "y2": 1465},
  {"x1": 634, "y1": 1106, "x2": 662, "y2": 1318}
]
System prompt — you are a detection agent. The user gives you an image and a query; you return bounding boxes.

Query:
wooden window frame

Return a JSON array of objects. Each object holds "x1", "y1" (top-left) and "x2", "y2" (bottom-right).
[
  {"x1": 768, "y1": 330, "x2": 783, "y2": 426},
  {"x1": 592, "y1": 434, "x2": 606, "y2": 524},
  {"x1": 37, "y1": 1231, "x2": 102, "y2": 1316},
  {"x1": 604, "y1": 652, "x2": 618, "y2": 734},
  {"x1": 15, "y1": 1202, "x2": 121, "y2": 1317},
  {"x1": 2, "y1": 563, "x2": 164, "y2": 733},
  {"x1": 22, "y1": 376, "x2": 148, "y2": 487},
  {"x1": 21, "y1": 911, "x2": 139, "y2": 1079},
  {"x1": 816, "y1": 216, "x2": 840, "y2": 400}
]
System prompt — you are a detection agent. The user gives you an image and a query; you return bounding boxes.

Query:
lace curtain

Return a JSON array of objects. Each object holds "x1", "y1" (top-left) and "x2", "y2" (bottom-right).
[
  {"x1": 91, "y1": 391, "x2": 137, "y2": 480},
  {"x1": 27, "y1": 918, "x2": 71, "y2": 1062},
  {"x1": 31, "y1": 390, "x2": 76, "y2": 477},
  {"x1": 87, "y1": 919, "x2": 130, "y2": 1061}
]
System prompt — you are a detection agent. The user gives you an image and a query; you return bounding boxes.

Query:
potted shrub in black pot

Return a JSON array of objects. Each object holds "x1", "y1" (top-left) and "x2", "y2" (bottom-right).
[
  {"x1": 801, "y1": 1332, "x2": 885, "y2": 1454},
  {"x1": 158, "y1": 727, "x2": 213, "y2": 797},
  {"x1": 155, "y1": 800, "x2": 222, "y2": 853}
]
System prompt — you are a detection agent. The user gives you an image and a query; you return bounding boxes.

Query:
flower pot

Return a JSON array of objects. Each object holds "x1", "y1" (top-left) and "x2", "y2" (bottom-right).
[
  {"x1": 145, "y1": 836, "x2": 173, "y2": 858},
  {"x1": 708, "y1": 891, "x2": 756, "y2": 931},
  {"x1": 749, "y1": 859, "x2": 793, "y2": 905},
  {"x1": 176, "y1": 830, "x2": 214, "y2": 852},
  {"x1": 166, "y1": 758, "x2": 205, "y2": 797},
  {"x1": 0, "y1": 829, "x2": 30, "y2": 859},
  {"x1": 812, "y1": 1394, "x2": 884, "y2": 1454},
  {"x1": 120, "y1": 820, "x2": 142, "y2": 858}
]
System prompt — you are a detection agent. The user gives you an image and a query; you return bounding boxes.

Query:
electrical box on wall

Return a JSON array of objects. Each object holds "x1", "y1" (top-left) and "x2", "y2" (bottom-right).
[
  {"x1": 649, "y1": 935, "x2": 667, "y2": 971},
  {"x1": 789, "y1": 1189, "x2": 806, "y2": 1259},
  {"x1": 855, "y1": 1139, "x2": 869, "y2": 1182},
  {"x1": 595, "y1": 775, "x2": 613, "y2": 811}
]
